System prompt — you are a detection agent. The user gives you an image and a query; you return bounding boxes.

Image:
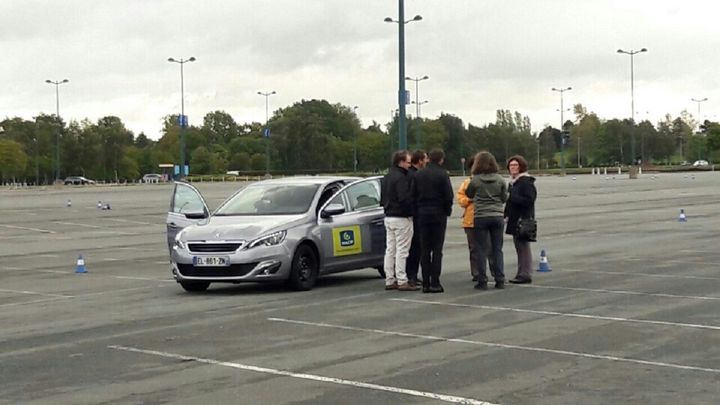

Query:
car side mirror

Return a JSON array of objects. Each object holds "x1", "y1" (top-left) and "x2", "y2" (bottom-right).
[
  {"x1": 320, "y1": 203, "x2": 345, "y2": 219},
  {"x1": 184, "y1": 209, "x2": 208, "y2": 219}
]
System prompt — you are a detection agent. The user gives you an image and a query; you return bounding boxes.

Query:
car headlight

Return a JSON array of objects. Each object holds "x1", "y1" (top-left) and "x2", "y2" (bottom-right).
[
  {"x1": 246, "y1": 230, "x2": 287, "y2": 249},
  {"x1": 174, "y1": 232, "x2": 187, "y2": 250}
]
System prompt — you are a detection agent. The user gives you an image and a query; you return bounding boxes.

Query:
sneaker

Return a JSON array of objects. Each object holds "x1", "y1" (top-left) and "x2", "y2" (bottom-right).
[
  {"x1": 398, "y1": 283, "x2": 420, "y2": 291},
  {"x1": 385, "y1": 282, "x2": 398, "y2": 290},
  {"x1": 474, "y1": 283, "x2": 488, "y2": 290},
  {"x1": 422, "y1": 286, "x2": 431, "y2": 293},
  {"x1": 509, "y1": 278, "x2": 531, "y2": 284},
  {"x1": 429, "y1": 285, "x2": 444, "y2": 293},
  {"x1": 495, "y1": 281, "x2": 505, "y2": 289}
]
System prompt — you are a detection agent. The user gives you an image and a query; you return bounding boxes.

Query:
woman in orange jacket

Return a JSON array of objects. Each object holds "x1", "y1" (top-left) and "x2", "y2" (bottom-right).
[{"x1": 456, "y1": 156, "x2": 495, "y2": 283}]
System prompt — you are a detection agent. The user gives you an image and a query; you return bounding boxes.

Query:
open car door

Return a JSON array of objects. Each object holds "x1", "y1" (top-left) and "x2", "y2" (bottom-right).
[{"x1": 166, "y1": 182, "x2": 210, "y2": 254}]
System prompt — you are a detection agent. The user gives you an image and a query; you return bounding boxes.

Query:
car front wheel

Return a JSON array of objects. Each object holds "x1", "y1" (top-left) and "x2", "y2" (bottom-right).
[
  {"x1": 180, "y1": 281, "x2": 210, "y2": 293},
  {"x1": 288, "y1": 244, "x2": 319, "y2": 291}
]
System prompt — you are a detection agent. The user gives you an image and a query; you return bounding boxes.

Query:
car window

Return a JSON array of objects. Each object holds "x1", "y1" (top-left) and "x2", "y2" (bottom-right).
[
  {"x1": 172, "y1": 184, "x2": 206, "y2": 214},
  {"x1": 215, "y1": 184, "x2": 320, "y2": 215},
  {"x1": 337, "y1": 178, "x2": 381, "y2": 213}
]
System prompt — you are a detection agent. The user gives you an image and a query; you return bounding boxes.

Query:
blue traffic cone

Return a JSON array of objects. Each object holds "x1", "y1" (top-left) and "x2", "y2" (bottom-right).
[
  {"x1": 97, "y1": 201, "x2": 103, "y2": 209},
  {"x1": 75, "y1": 254, "x2": 87, "y2": 274},
  {"x1": 537, "y1": 249, "x2": 551, "y2": 272},
  {"x1": 678, "y1": 208, "x2": 687, "y2": 222}
]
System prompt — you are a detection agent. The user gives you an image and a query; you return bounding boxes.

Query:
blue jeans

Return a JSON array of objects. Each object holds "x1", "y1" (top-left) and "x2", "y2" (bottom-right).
[{"x1": 473, "y1": 217, "x2": 505, "y2": 283}]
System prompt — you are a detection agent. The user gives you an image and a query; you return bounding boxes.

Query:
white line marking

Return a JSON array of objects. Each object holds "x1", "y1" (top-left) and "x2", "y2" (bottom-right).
[
  {"x1": 103, "y1": 258, "x2": 120, "y2": 261},
  {"x1": 76, "y1": 285, "x2": 170, "y2": 297},
  {"x1": 108, "y1": 345, "x2": 496, "y2": 405},
  {"x1": 391, "y1": 298, "x2": 720, "y2": 331},
  {"x1": 2, "y1": 266, "x2": 24, "y2": 270},
  {"x1": 0, "y1": 288, "x2": 74, "y2": 298},
  {"x1": 0, "y1": 296, "x2": 71, "y2": 308},
  {"x1": 0, "y1": 224, "x2": 55, "y2": 233},
  {"x1": 52, "y1": 221, "x2": 103, "y2": 229},
  {"x1": 522, "y1": 284, "x2": 720, "y2": 301},
  {"x1": 112, "y1": 276, "x2": 174, "y2": 282},
  {"x1": 91, "y1": 230, "x2": 138, "y2": 235},
  {"x1": 561, "y1": 268, "x2": 720, "y2": 281},
  {"x1": 37, "y1": 254, "x2": 59, "y2": 258},
  {"x1": 268, "y1": 318, "x2": 720, "y2": 374},
  {"x1": 99, "y1": 218, "x2": 155, "y2": 225},
  {"x1": 626, "y1": 257, "x2": 719, "y2": 266}
]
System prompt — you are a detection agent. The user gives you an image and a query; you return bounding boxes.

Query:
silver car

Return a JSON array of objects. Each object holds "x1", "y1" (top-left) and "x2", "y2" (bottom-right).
[{"x1": 166, "y1": 176, "x2": 386, "y2": 292}]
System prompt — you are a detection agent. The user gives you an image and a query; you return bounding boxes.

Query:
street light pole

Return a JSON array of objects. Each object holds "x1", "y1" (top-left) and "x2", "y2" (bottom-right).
[
  {"x1": 617, "y1": 48, "x2": 647, "y2": 164},
  {"x1": 45, "y1": 79, "x2": 69, "y2": 181},
  {"x1": 168, "y1": 57, "x2": 196, "y2": 179},
  {"x1": 551, "y1": 86, "x2": 571, "y2": 175},
  {"x1": 258, "y1": 90, "x2": 276, "y2": 177},
  {"x1": 691, "y1": 97, "x2": 708, "y2": 128},
  {"x1": 353, "y1": 105, "x2": 359, "y2": 174},
  {"x1": 406, "y1": 75, "x2": 429, "y2": 118},
  {"x1": 385, "y1": 2, "x2": 422, "y2": 151}
]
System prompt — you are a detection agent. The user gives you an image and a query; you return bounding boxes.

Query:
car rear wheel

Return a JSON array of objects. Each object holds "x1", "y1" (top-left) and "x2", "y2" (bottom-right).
[
  {"x1": 288, "y1": 244, "x2": 319, "y2": 291},
  {"x1": 180, "y1": 281, "x2": 210, "y2": 293}
]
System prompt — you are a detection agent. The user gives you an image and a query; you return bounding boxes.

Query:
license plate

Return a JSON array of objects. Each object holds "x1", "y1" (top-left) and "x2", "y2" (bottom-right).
[{"x1": 193, "y1": 256, "x2": 230, "y2": 267}]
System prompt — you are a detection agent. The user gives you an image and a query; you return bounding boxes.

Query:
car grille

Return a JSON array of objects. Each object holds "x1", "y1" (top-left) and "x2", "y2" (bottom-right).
[
  {"x1": 188, "y1": 243, "x2": 244, "y2": 253},
  {"x1": 177, "y1": 262, "x2": 259, "y2": 277}
]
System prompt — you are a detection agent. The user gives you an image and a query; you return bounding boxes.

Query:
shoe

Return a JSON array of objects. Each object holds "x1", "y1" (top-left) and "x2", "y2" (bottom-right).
[
  {"x1": 422, "y1": 286, "x2": 431, "y2": 293},
  {"x1": 429, "y1": 285, "x2": 444, "y2": 293},
  {"x1": 509, "y1": 277, "x2": 532, "y2": 284},
  {"x1": 472, "y1": 275, "x2": 478, "y2": 282},
  {"x1": 495, "y1": 281, "x2": 505, "y2": 289},
  {"x1": 385, "y1": 282, "x2": 398, "y2": 290},
  {"x1": 398, "y1": 283, "x2": 420, "y2": 291},
  {"x1": 474, "y1": 283, "x2": 488, "y2": 290}
]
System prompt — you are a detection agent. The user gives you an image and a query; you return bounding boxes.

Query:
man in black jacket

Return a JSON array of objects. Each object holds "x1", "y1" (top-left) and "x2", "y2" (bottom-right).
[
  {"x1": 381, "y1": 150, "x2": 418, "y2": 291},
  {"x1": 414, "y1": 149, "x2": 453, "y2": 293},
  {"x1": 405, "y1": 150, "x2": 428, "y2": 287}
]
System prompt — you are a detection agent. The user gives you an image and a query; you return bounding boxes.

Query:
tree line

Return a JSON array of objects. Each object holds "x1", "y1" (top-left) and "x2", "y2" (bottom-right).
[{"x1": 1, "y1": 99, "x2": 719, "y2": 183}]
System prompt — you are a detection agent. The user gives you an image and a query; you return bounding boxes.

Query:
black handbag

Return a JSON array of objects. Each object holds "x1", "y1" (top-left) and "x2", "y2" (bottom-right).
[{"x1": 517, "y1": 217, "x2": 537, "y2": 242}]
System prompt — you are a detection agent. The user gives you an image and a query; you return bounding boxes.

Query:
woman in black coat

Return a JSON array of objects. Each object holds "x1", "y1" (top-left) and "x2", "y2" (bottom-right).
[{"x1": 504, "y1": 155, "x2": 537, "y2": 284}]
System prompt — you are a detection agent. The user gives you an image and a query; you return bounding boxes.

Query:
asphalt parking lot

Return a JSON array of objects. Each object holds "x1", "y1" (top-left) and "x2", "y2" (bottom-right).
[{"x1": 1, "y1": 172, "x2": 719, "y2": 405}]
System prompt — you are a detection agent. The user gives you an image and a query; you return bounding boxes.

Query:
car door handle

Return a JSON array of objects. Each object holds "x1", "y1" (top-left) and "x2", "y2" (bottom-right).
[{"x1": 168, "y1": 222, "x2": 180, "y2": 229}]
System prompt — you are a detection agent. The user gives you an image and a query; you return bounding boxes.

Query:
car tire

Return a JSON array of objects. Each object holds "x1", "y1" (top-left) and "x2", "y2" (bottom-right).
[
  {"x1": 180, "y1": 281, "x2": 210, "y2": 293},
  {"x1": 376, "y1": 266, "x2": 386, "y2": 279},
  {"x1": 288, "y1": 244, "x2": 319, "y2": 291}
]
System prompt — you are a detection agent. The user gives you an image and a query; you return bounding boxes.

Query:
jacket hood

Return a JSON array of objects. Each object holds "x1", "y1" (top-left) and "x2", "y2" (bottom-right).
[
  {"x1": 180, "y1": 214, "x2": 305, "y2": 242},
  {"x1": 477, "y1": 173, "x2": 503, "y2": 183}
]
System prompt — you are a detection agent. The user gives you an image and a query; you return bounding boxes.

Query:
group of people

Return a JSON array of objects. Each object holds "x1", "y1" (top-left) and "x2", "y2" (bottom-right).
[{"x1": 381, "y1": 149, "x2": 537, "y2": 293}]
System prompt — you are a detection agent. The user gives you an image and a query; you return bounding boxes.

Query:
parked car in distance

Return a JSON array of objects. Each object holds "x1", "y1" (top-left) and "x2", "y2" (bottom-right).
[
  {"x1": 142, "y1": 173, "x2": 164, "y2": 183},
  {"x1": 167, "y1": 176, "x2": 386, "y2": 293},
  {"x1": 693, "y1": 160, "x2": 709, "y2": 167},
  {"x1": 64, "y1": 176, "x2": 95, "y2": 185}
]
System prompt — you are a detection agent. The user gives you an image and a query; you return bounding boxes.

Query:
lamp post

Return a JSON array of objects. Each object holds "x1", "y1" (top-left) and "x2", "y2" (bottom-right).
[
  {"x1": 617, "y1": 47, "x2": 647, "y2": 164},
  {"x1": 405, "y1": 75, "x2": 429, "y2": 118},
  {"x1": 352, "y1": 105, "x2": 359, "y2": 173},
  {"x1": 258, "y1": 90, "x2": 276, "y2": 177},
  {"x1": 691, "y1": 97, "x2": 708, "y2": 128},
  {"x1": 385, "y1": 1, "x2": 422, "y2": 150},
  {"x1": 551, "y1": 86, "x2": 571, "y2": 175},
  {"x1": 168, "y1": 57, "x2": 196, "y2": 179},
  {"x1": 45, "y1": 79, "x2": 69, "y2": 181}
]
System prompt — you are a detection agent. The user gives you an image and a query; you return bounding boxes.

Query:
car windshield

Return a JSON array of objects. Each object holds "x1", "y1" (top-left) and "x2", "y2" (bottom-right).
[{"x1": 214, "y1": 183, "x2": 320, "y2": 216}]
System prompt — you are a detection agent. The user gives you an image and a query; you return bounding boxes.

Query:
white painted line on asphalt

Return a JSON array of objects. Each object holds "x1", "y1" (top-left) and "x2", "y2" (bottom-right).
[
  {"x1": 626, "y1": 257, "x2": 719, "y2": 266},
  {"x1": 521, "y1": 284, "x2": 720, "y2": 301},
  {"x1": 52, "y1": 221, "x2": 103, "y2": 229},
  {"x1": 0, "y1": 224, "x2": 56, "y2": 233},
  {"x1": 37, "y1": 254, "x2": 59, "y2": 258},
  {"x1": 76, "y1": 284, "x2": 171, "y2": 297},
  {"x1": 112, "y1": 276, "x2": 174, "y2": 282},
  {"x1": 268, "y1": 318, "x2": 720, "y2": 374},
  {"x1": 0, "y1": 288, "x2": 74, "y2": 298},
  {"x1": 99, "y1": 218, "x2": 156, "y2": 225},
  {"x1": 391, "y1": 298, "x2": 720, "y2": 331},
  {"x1": 91, "y1": 230, "x2": 138, "y2": 235},
  {"x1": 0, "y1": 296, "x2": 71, "y2": 308},
  {"x1": 2, "y1": 266, "x2": 24, "y2": 270},
  {"x1": 103, "y1": 258, "x2": 120, "y2": 261},
  {"x1": 561, "y1": 268, "x2": 720, "y2": 281},
  {"x1": 108, "y1": 345, "x2": 497, "y2": 405}
]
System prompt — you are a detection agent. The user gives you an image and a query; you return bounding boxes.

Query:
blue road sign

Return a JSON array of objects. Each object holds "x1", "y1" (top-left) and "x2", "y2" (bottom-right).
[
  {"x1": 177, "y1": 115, "x2": 188, "y2": 128},
  {"x1": 263, "y1": 128, "x2": 271, "y2": 138}
]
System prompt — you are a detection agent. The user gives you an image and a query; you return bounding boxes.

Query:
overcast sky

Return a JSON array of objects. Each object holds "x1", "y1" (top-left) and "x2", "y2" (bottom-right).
[{"x1": 2, "y1": 0, "x2": 719, "y2": 139}]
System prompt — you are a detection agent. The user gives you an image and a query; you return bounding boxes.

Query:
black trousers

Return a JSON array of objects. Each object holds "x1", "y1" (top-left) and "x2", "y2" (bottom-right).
[
  {"x1": 418, "y1": 215, "x2": 448, "y2": 288},
  {"x1": 406, "y1": 216, "x2": 421, "y2": 281}
]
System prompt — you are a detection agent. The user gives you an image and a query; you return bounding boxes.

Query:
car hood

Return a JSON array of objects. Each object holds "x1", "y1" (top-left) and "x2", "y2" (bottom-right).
[{"x1": 181, "y1": 214, "x2": 307, "y2": 241}]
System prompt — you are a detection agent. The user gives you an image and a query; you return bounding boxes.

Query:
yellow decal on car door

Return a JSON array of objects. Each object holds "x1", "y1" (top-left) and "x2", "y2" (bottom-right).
[{"x1": 332, "y1": 225, "x2": 362, "y2": 256}]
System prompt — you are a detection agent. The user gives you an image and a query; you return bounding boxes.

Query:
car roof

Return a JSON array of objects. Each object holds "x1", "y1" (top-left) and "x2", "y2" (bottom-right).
[{"x1": 249, "y1": 176, "x2": 359, "y2": 186}]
